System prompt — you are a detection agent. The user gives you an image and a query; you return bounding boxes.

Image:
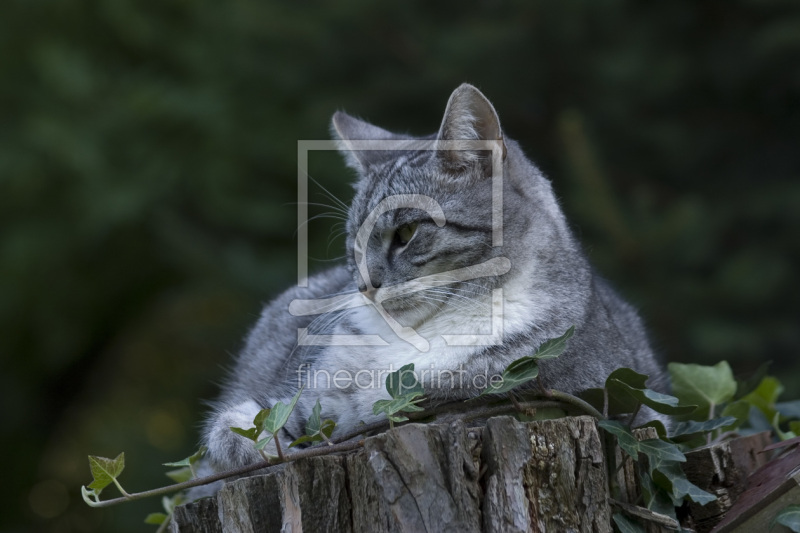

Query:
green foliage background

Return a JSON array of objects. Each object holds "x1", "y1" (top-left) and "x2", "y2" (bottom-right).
[{"x1": 2, "y1": 1, "x2": 798, "y2": 531}]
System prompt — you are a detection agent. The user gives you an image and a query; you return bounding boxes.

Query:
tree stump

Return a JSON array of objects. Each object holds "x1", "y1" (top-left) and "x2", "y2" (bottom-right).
[{"x1": 171, "y1": 416, "x2": 611, "y2": 533}]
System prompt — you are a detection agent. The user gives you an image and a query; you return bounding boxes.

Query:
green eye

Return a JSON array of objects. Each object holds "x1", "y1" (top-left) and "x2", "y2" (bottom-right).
[{"x1": 395, "y1": 222, "x2": 418, "y2": 245}]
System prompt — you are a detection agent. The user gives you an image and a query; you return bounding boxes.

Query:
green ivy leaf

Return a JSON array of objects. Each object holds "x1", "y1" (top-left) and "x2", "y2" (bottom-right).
[
  {"x1": 305, "y1": 399, "x2": 323, "y2": 435},
  {"x1": 386, "y1": 363, "x2": 423, "y2": 398},
  {"x1": 478, "y1": 357, "x2": 539, "y2": 396},
  {"x1": 163, "y1": 446, "x2": 207, "y2": 468},
  {"x1": 669, "y1": 362, "x2": 737, "y2": 420},
  {"x1": 290, "y1": 401, "x2": 336, "y2": 447},
  {"x1": 721, "y1": 400, "x2": 751, "y2": 431},
  {"x1": 743, "y1": 376, "x2": 783, "y2": 424},
  {"x1": 372, "y1": 393, "x2": 425, "y2": 418},
  {"x1": 669, "y1": 417, "x2": 738, "y2": 440},
  {"x1": 639, "y1": 472, "x2": 678, "y2": 520},
  {"x1": 253, "y1": 434, "x2": 275, "y2": 451},
  {"x1": 263, "y1": 388, "x2": 303, "y2": 435},
  {"x1": 651, "y1": 461, "x2": 716, "y2": 505},
  {"x1": 165, "y1": 467, "x2": 193, "y2": 483},
  {"x1": 230, "y1": 426, "x2": 259, "y2": 441},
  {"x1": 771, "y1": 504, "x2": 800, "y2": 532},
  {"x1": 253, "y1": 408, "x2": 271, "y2": 434},
  {"x1": 162, "y1": 493, "x2": 183, "y2": 514},
  {"x1": 638, "y1": 439, "x2": 686, "y2": 463},
  {"x1": 598, "y1": 419, "x2": 639, "y2": 459},
  {"x1": 604, "y1": 368, "x2": 695, "y2": 416},
  {"x1": 87, "y1": 453, "x2": 125, "y2": 494},
  {"x1": 531, "y1": 325, "x2": 575, "y2": 360},
  {"x1": 580, "y1": 387, "x2": 636, "y2": 416},
  {"x1": 612, "y1": 513, "x2": 645, "y2": 533},
  {"x1": 478, "y1": 327, "x2": 574, "y2": 397},
  {"x1": 144, "y1": 512, "x2": 167, "y2": 525}
]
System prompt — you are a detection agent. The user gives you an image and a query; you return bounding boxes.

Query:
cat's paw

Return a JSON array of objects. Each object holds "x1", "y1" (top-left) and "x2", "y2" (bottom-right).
[{"x1": 204, "y1": 400, "x2": 265, "y2": 471}]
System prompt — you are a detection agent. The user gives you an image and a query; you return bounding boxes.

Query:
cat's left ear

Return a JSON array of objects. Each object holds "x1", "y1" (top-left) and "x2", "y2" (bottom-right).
[
  {"x1": 331, "y1": 111, "x2": 408, "y2": 173},
  {"x1": 436, "y1": 83, "x2": 506, "y2": 170}
]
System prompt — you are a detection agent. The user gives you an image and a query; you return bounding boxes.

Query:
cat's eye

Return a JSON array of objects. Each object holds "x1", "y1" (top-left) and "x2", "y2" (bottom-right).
[{"x1": 395, "y1": 223, "x2": 418, "y2": 246}]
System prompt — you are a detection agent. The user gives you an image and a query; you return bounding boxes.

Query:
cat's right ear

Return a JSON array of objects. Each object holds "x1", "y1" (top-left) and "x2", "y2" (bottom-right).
[{"x1": 331, "y1": 112, "x2": 403, "y2": 173}]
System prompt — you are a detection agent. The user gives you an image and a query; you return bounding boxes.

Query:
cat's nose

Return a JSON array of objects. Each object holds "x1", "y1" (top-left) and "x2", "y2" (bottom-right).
[
  {"x1": 357, "y1": 278, "x2": 382, "y2": 292},
  {"x1": 358, "y1": 280, "x2": 381, "y2": 300}
]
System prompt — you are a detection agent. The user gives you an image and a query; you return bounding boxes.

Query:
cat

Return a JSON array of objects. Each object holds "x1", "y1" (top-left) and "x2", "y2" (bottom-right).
[{"x1": 201, "y1": 83, "x2": 668, "y2": 472}]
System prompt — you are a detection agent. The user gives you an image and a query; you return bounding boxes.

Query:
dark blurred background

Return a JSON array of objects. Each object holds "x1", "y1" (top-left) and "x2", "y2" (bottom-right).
[{"x1": 2, "y1": 0, "x2": 798, "y2": 531}]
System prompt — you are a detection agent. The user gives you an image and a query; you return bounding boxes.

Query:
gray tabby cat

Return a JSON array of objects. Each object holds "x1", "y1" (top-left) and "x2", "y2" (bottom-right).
[{"x1": 202, "y1": 84, "x2": 667, "y2": 471}]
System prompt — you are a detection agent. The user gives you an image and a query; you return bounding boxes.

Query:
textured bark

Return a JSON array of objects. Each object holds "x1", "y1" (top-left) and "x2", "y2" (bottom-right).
[
  {"x1": 171, "y1": 497, "x2": 222, "y2": 533},
  {"x1": 171, "y1": 416, "x2": 611, "y2": 532},
  {"x1": 681, "y1": 431, "x2": 772, "y2": 533}
]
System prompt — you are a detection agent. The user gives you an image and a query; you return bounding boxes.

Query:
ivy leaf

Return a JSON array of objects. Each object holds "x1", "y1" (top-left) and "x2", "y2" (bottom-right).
[
  {"x1": 669, "y1": 362, "x2": 736, "y2": 420},
  {"x1": 165, "y1": 467, "x2": 193, "y2": 483},
  {"x1": 669, "y1": 417, "x2": 738, "y2": 440},
  {"x1": 230, "y1": 426, "x2": 259, "y2": 441},
  {"x1": 638, "y1": 439, "x2": 686, "y2": 463},
  {"x1": 386, "y1": 364, "x2": 423, "y2": 398},
  {"x1": 372, "y1": 393, "x2": 425, "y2": 419},
  {"x1": 606, "y1": 368, "x2": 695, "y2": 416},
  {"x1": 721, "y1": 400, "x2": 751, "y2": 431},
  {"x1": 162, "y1": 493, "x2": 183, "y2": 514},
  {"x1": 598, "y1": 419, "x2": 639, "y2": 459},
  {"x1": 651, "y1": 461, "x2": 716, "y2": 505},
  {"x1": 290, "y1": 401, "x2": 336, "y2": 447},
  {"x1": 639, "y1": 471, "x2": 678, "y2": 520},
  {"x1": 253, "y1": 433, "x2": 275, "y2": 451},
  {"x1": 478, "y1": 327, "x2": 574, "y2": 397},
  {"x1": 531, "y1": 325, "x2": 574, "y2": 360},
  {"x1": 263, "y1": 388, "x2": 303, "y2": 435},
  {"x1": 144, "y1": 513, "x2": 167, "y2": 525},
  {"x1": 612, "y1": 513, "x2": 645, "y2": 533},
  {"x1": 87, "y1": 453, "x2": 125, "y2": 494},
  {"x1": 743, "y1": 376, "x2": 783, "y2": 424},
  {"x1": 163, "y1": 446, "x2": 207, "y2": 468},
  {"x1": 305, "y1": 399, "x2": 323, "y2": 435},
  {"x1": 290, "y1": 422, "x2": 336, "y2": 448},
  {"x1": 580, "y1": 387, "x2": 634, "y2": 416},
  {"x1": 771, "y1": 504, "x2": 800, "y2": 532},
  {"x1": 253, "y1": 408, "x2": 271, "y2": 434},
  {"x1": 478, "y1": 357, "x2": 539, "y2": 396}
]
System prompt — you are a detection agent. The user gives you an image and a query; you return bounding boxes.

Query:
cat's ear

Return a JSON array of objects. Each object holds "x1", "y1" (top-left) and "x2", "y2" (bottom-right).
[
  {"x1": 436, "y1": 83, "x2": 506, "y2": 169},
  {"x1": 331, "y1": 111, "x2": 405, "y2": 172}
]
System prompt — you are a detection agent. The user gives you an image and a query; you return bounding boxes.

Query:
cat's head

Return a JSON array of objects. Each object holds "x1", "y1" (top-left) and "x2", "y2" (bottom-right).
[{"x1": 332, "y1": 84, "x2": 515, "y2": 325}]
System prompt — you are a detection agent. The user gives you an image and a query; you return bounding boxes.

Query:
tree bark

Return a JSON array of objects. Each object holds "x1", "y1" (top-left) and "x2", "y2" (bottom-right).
[{"x1": 171, "y1": 416, "x2": 612, "y2": 533}]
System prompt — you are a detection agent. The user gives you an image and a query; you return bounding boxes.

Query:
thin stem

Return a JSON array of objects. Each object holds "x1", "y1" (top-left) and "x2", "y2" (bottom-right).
[
  {"x1": 546, "y1": 389, "x2": 605, "y2": 420},
  {"x1": 111, "y1": 478, "x2": 130, "y2": 498},
  {"x1": 84, "y1": 439, "x2": 365, "y2": 508},
  {"x1": 273, "y1": 435, "x2": 285, "y2": 461},
  {"x1": 155, "y1": 516, "x2": 171, "y2": 533}
]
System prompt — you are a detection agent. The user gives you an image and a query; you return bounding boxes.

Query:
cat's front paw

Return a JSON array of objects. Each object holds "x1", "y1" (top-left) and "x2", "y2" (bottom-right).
[{"x1": 204, "y1": 400, "x2": 265, "y2": 471}]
